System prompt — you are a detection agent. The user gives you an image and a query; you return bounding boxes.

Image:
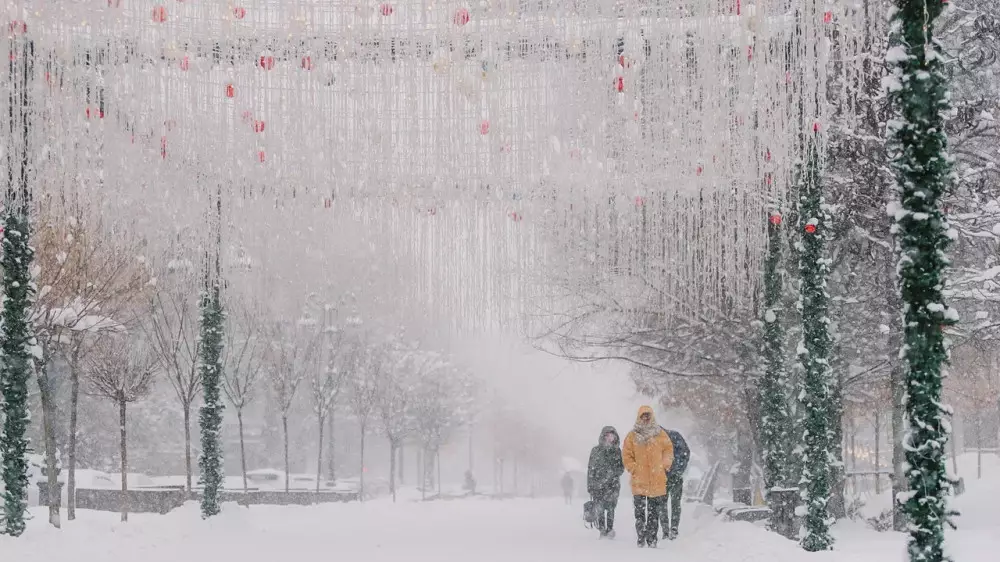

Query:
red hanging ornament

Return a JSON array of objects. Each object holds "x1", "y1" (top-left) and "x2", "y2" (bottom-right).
[
  {"x1": 813, "y1": 121, "x2": 821, "y2": 133},
  {"x1": 805, "y1": 223, "x2": 817, "y2": 234},
  {"x1": 180, "y1": 56, "x2": 190, "y2": 71},
  {"x1": 225, "y1": 83, "x2": 236, "y2": 98},
  {"x1": 635, "y1": 196, "x2": 645, "y2": 207},
  {"x1": 152, "y1": 6, "x2": 167, "y2": 23},
  {"x1": 258, "y1": 151, "x2": 266, "y2": 163},
  {"x1": 259, "y1": 55, "x2": 275, "y2": 70},
  {"x1": 8, "y1": 20, "x2": 27, "y2": 34},
  {"x1": 253, "y1": 120, "x2": 266, "y2": 133},
  {"x1": 454, "y1": 8, "x2": 470, "y2": 26},
  {"x1": 696, "y1": 165, "x2": 703, "y2": 176},
  {"x1": 619, "y1": 55, "x2": 632, "y2": 69},
  {"x1": 823, "y1": 11, "x2": 833, "y2": 23},
  {"x1": 747, "y1": 45, "x2": 753, "y2": 61},
  {"x1": 614, "y1": 76, "x2": 624, "y2": 92},
  {"x1": 161, "y1": 136, "x2": 168, "y2": 159},
  {"x1": 85, "y1": 107, "x2": 104, "y2": 119},
  {"x1": 509, "y1": 211, "x2": 522, "y2": 222},
  {"x1": 480, "y1": 120, "x2": 490, "y2": 135},
  {"x1": 736, "y1": 0, "x2": 741, "y2": 16},
  {"x1": 301, "y1": 56, "x2": 313, "y2": 70},
  {"x1": 324, "y1": 197, "x2": 332, "y2": 208},
  {"x1": 769, "y1": 214, "x2": 782, "y2": 226},
  {"x1": 765, "y1": 148, "x2": 772, "y2": 162},
  {"x1": 233, "y1": 6, "x2": 247, "y2": 20},
  {"x1": 380, "y1": 3, "x2": 394, "y2": 16},
  {"x1": 765, "y1": 173, "x2": 773, "y2": 186}
]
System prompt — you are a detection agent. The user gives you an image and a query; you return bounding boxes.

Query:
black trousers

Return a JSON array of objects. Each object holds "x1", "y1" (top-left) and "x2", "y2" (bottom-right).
[
  {"x1": 596, "y1": 499, "x2": 617, "y2": 533},
  {"x1": 660, "y1": 475, "x2": 684, "y2": 533},
  {"x1": 633, "y1": 495, "x2": 666, "y2": 544}
]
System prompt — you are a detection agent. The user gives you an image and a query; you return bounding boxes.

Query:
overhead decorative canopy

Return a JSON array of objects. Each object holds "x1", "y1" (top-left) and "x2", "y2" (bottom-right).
[{"x1": 2, "y1": 0, "x2": 853, "y2": 335}]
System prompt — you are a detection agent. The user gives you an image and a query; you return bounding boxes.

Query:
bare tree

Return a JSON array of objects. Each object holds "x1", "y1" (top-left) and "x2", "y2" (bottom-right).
[
  {"x1": 376, "y1": 346, "x2": 416, "y2": 502},
  {"x1": 266, "y1": 320, "x2": 320, "y2": 492},
  {"x1": 143, "y1": 281, "x2": 201, "y2": 491},
  {"x1": 84, "y1": 336, "x2": 156, "y2": 522},
  {"x1": 348, "y1": 340, "x2": 382, "y2": 501},
  {"x1": 30, "y1": 211, "x2": 150, "y2": 522},
  {"x1": 311, "y1": 325, "x2": 349, "y2": 493},
  {"x1": 220, "y1": 300, "x2": 265, "y2": 493}
]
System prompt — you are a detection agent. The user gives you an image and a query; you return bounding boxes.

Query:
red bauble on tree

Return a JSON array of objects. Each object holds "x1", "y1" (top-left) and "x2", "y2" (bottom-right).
[
  {"x1": 823, "y1": 11, "x2": 833, "y2": 23},
  {"x1": 152, "y1": 6, "x2": 167, "y2": 23},
  {"x1": 480, "y1": 120, "x2": 490, "y2": 135},
  {"x1": 769, "y1": 213, "x2": 782, "y2": 226},
  {"x1": 233, "y1": 6, "x2": 247, "y2": 20},
  {"x1": 805, "y1": 223, "x2": 817, "y2": 234},
  {"x1": 259, "y1": 55, "x2": 275, "y2": 70},
  {"x1": 454, "y1": 8, "x2": 470, "y2": 26},
  {"x1": 180, "y1": 56, "x2": 190, "y2": 71},
  {"x1": 380, "y1": 3, "x2": 394, "y2": 16},
  {"x1": 614, "y1": 76, "x2": 624, "y2": 92},
  {"x1": 301, "y1": 56, "x2": 313, "y2": 70},
  {"x1": 226, "y1": 83, "x2": 236, "y2": 98},
  {"x1": 253, "y1": 120, "x2": 266, "y2": 133}
]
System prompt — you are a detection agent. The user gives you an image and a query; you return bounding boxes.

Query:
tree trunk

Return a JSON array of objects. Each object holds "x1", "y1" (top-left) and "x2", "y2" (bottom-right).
[
  {"x1": 37, "y1": 358, "x2": 61, "y2": 528},
  {"x1": 183, "y1": 403, "x2": 193, "y2": 492},
  {"x1": 316, "y1": 412, "x2": 325, "y2": 493},
  {"x1": 398, "y1": 445, "x2": 405, "y2": 485},
  {"x1": 120, "y1": 398, "x2": 129, "y2": 523},
  {"x1": 237, "y1": 408, "x2": 249, "y2": 494},
  {"x1": 389, "y1": 441, "x2": 397, "y2": 502},
  {"x1": 327, "y1": 409, "x2": 336, "y2": 481},
  {"x1": 419, "y1": 448, "x2": 425, "y2": 500},
  {"x1": 359, "y1": 426, "x2": 366, "y2": 501},
  {"x1": 874, "y1": 410, "x2": 882, "y2": 495},
  {"x1": 67, "y1": 356, "x2": 81, "y2": 520},
  {"x1": 283, "y1": 414, "x2": 290, "y2": 493},
  {"x1": 975, "y1": 415, "x2": 983, "y2": 480},
  {"x1": 886, "y1": 274, "x2": 907, "y2": 531},
  {"x1": 437, "y1": 449, "x2": 442, "y2": 495}
]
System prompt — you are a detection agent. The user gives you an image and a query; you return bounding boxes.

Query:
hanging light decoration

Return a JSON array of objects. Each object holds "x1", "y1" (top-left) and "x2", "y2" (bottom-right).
[
  {"x1": 454, "y1": 8, "x2": 470, "y2": 26},
  {"x1": 152, "y1": 6, "x2": 167, "y2": 23}
]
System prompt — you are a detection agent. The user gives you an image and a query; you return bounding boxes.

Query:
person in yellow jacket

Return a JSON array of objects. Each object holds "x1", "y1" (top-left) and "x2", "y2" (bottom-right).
[{"x1": 622, "y1": 405, "x2": 674, "y2": 548}]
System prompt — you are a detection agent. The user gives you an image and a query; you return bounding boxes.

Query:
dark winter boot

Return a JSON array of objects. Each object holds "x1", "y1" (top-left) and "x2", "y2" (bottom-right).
[
  {"x1": 668, "y1": 528, "x2": 678, "y2": 540},
  {"x1": 637, "y1": 539, "x2": 645, "y2": 548}
]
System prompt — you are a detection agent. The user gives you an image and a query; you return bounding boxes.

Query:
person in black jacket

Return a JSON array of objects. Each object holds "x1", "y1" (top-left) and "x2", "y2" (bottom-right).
[
  {"x1": 587, "y1": 426, "x2": 624, "y2": 538},
  {"x1": 660, "y1": 428, "x2": 690, "y2": 539}
]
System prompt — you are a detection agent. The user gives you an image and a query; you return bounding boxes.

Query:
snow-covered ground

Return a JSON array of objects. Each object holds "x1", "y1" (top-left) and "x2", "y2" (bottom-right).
[{"x1": 4, "y1": 468, "x2": 996, "y2": 562}]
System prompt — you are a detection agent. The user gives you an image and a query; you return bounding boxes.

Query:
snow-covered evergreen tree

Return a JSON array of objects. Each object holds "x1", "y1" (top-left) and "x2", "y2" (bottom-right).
[
  {"x1": 796, "y1": 131, "x2": 835, "y2": 552},
  {"x1": 1, "y1": 211, "x2": 37, "y2": 537},
  {"x1": 760, "y1": 209, "x2": 790, "y2": 492},
  {"x1": 197, "y1": 280, "x2": 225, "y2": 518},
  {"x1": 885, "y1": 2, "x2": 957, "y2": 561}
]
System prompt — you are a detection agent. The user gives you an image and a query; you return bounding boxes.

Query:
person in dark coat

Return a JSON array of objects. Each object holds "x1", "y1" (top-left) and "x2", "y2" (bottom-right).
[
  {"x1": 561, "y1": 472, "x2": 574, "y2": 504},
  {"x1": 587, "y1": 426, "x2": 625, "y2": 538},
  {"x1": 660, "y1": 428, "x2": 690, "y2": 539}
]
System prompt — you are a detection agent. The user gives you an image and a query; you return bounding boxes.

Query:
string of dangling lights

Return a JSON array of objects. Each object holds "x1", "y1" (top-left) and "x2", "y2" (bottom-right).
[{"x1": 1, "y1": 0, "x2": 864, "y2": 337}]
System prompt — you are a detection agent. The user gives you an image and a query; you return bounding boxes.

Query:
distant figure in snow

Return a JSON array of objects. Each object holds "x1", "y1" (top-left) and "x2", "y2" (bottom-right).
[
  {"x1": 622, "y1": 406, "x2": 674, "y2": 548},
  {"x1": 463, "y1": 470, "x2": 477, "y2": 495},
  {"x1": 587, "y1": 426, "x2": 624, "y2": 539},
  {"x1": 561, "y1": 472, "x2": 574, "y2": 504},
  {"x1": 659, "y1": 427, "x2": 690, "y2": 540}
]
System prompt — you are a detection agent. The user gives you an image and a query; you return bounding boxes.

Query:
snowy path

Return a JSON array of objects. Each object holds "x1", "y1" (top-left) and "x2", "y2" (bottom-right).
[{"x1": 3, "y1": 492, "x2": 996, "y2": 562}]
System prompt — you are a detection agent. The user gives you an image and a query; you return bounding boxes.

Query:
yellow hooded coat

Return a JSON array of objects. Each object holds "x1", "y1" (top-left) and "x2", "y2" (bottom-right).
[{"x1": 622, "y1": 406, "x2": 674, "y2": 497}]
